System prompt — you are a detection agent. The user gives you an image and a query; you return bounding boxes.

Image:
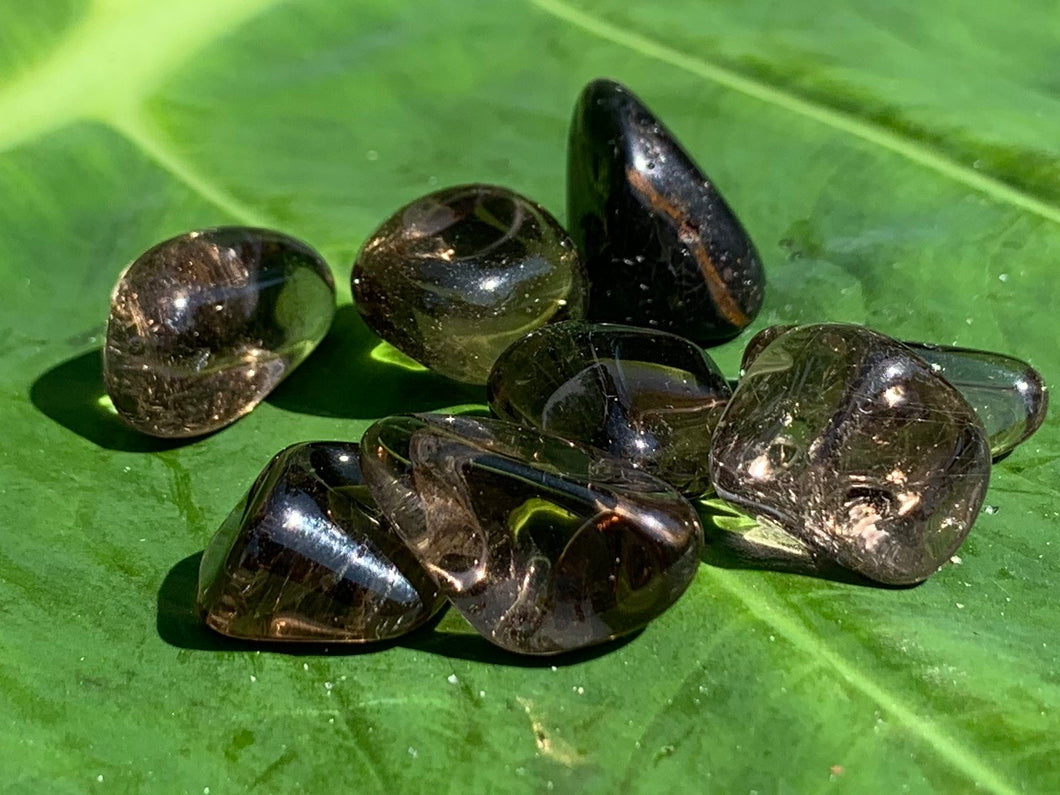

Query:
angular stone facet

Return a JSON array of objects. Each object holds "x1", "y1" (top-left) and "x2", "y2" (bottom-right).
[
  {"x1": 712, "y1": 324, "x2": 991, "y2": 585},
  {"x1": 105, "y1": 227, "x2": 335, "y2": 437},
  {"x1": 742, "y1": 325, "x2": 1048, "y2": 460},
  {"x1": 568, "y1": 78, "x2": 764, "y2": 344},
  {"x1": 198, "y1": 442, "x2": 445, "y2": 642},
  {"x1": 488, "y1": 321, "x2": 731, "y2": 496},
  {"x1": 352, "y1": 184, "x2": 587, "y2": 384},
  {"x1": 359, "y1": 415, "x2": 703, "y2": 655}
]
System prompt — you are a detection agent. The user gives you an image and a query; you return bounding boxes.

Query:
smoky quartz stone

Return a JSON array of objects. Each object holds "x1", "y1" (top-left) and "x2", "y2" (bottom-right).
[
  {"x1": 568, "y1": 78, "x2": 764, "y2": 345},
  {"x1": 488, "y1": 321, "x2": 731, "y2": 496},
  {"x1": 198, "y1": 442, "x2": 445, "y2": 642},
  {"x1": 104, "y1": 227, "x2": 335, "y2": 437},
  {"x1": 358, "y1": 414, "x2": 703, "y2": 655},
  {"x1": 712, "y1": 324, "x2": 991, "y2": 585},
  {"x1": 352, "y1": 184, "x2": 587, "y2": 384},
  {"x1": 742, "y1": 325, "x2": 1048, "y2": 460}
]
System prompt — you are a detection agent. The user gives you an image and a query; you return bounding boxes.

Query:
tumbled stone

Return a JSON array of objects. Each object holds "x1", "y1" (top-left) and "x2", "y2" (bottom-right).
[
  {"x1": 711, "y1": 323, "x2": 991, "y2": 585},
  {"x1": 901, "y1": 343, "x2": 1047, "y2": 459},
  {"x1": 352, "y1": 184, "x2": 587, "y2": 384},
  {"x1": 567, "y1": 78, "x2": 764, "y2": 344},
  {"x1": 359, "y1": 414, "x2": 703, "y2": 655},
  {"x1": 105, "y1": 227, "x2": 335, "y2": 437},
  {"x1": 488, "y1": 321, "x2": 730, "y2": 496},
  {"x1": 198, "y1": 442, "x2": 445, "y2": 642},
  {"x1": 742, "y1": 325, "x2": 1048, "y2": 459}
]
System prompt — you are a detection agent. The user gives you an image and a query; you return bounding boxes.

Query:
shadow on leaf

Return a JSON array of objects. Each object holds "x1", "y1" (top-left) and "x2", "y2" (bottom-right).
[
  {"x1": 266, "y1": 305, "x2": 486, "y2": 419},
  {"x1": 29, "y1": 349, "x2": 193, "y2": 453},
  {"x1": 159, "y1": 551, "x2": 637, "y2": 666}
]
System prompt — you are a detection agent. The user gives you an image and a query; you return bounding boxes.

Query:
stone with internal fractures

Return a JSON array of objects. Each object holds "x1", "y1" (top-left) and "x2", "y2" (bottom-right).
[
  {"x1": 359, "y1": 414, "x2": 704, "y2": 654},
  {"x1": 567, "y1": 78, "x2": 764, "y2": 344},
  {"x1": 198, "y1": 442, "x2": 445, "y2": 642},
  {"x1": 741, "y1": 325, "x2": 1047, "y2": 460},
  {"x1": 488, "y1": 321, "x2": 731, "y2": 496},
  {"x1": 104, "y1": 227, "x2": 335, "y2": 437},
  {"x1": 712, "y1": 323, "x2": 991, "y2": 585}
]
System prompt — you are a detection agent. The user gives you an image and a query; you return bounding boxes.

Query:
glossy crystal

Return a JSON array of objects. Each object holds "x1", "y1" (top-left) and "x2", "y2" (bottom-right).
[
  {"x1": 568, "y1": 78, "x2": 764, "y2": 344},
  {"x1": 488, "y1": 321, "x2": 731, "y2": 496},
  {"x1": 742, "y1": 325, "x2": 1047, "y2": 459},
  {"x1": 359, "y1": 414, "x2": 703, "y2": 655},
  {"x1": 198, "y1": 442, "x2": 445, "y2": 642},
  {"x1": 352, "y1": 184, "x2": 587, "y2": 384},
  {"x1": 712, "y1": 324, "x2": 991, "y2": 585},
  {"x1": 105, "y1": 227, "x2": 335, "y2": 437}
]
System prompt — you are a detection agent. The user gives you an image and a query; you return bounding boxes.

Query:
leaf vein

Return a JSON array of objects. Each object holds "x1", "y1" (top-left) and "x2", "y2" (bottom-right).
[{"x1": 529, "y1": 0, "x2": 1060, "y2": 226}]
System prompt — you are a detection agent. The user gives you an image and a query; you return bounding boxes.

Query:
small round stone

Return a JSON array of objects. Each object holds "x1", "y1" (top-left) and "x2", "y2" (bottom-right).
[
  {"x1": 352, "y1": 184, "x2": 587, "y2": 384},
  {"x1": 104, "y1": 227, "x2": 335, "y2": 437},
  {"x1": 488, "y1": 321, "x2": 731, "y2": 496}
]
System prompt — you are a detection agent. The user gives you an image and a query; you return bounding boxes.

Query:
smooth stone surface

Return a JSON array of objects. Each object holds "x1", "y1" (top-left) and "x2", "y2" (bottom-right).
[
  {"x1": 488, "y1": 321, "x2": 731, "y2": 496},
  {"x1": 568, "y1": 78, "x2": 764, "y2": 345},
  {"x1": 742, "y1": 325, "x2": 1048, "y2": 459},
  {"x1": 198, "y1": 442, "x2": 445, "y2": 642},
  {"x1": 359, "y1": 414, "x2": 703, "y2": 655},
  {"x1": 352, "y1": 184, "x2": 586, "y2": 384},
  {"x1": 712, "y1": 324, "x2": 991, "y2": 585},
  {"x1": 105, "y1": 227, "x2": 335, "y2": 437}
]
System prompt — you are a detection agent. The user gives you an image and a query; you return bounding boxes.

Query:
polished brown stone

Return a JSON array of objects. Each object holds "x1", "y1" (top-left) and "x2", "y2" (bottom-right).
[
  {"x1": 488, "y1": 321, "x2": 731, "y2": 496},
  {"x1": 198, "y1": 442, "x2": 445, "y2": 642},
  {"x1": 105, "y1": 227, "x2": 335, "y2": 437},
  {"x1": 359, "y1": 414, "x2": 703, "y2": 655},
  {"x1": 568, "y1": 79, "x2": 764, "y2": 344},
  {"x1": 712, "y1": 324, "x2": 991, "y2": 585},
  {"x1": 352, "y1": 184, "x2": 587, "y2": 384},
  {"x1": 742, "y1": 325, "x2": 1048, "y2": 459}
]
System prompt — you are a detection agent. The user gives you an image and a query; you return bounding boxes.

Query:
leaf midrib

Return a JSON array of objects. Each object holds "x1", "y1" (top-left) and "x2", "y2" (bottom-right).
[{"x1": 707, "y1": 567, "x2": 1020, "y2": 795}]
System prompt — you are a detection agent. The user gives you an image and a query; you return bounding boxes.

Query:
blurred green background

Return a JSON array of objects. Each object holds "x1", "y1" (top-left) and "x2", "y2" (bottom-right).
[{"x1": 1, "y1": 0, "x2": 1057, "y2": 791}]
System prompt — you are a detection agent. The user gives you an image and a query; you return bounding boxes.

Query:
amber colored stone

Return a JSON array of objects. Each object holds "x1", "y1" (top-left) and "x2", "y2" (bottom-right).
[
  {"x1": 359, "y1": 414, "x2": 703, "y2": 655},
  {"x1": 488, "y1": 321, "x2": 730, "y2": 496},
  {"x1": 104, "y1": 227, "x2": 335, "y2": 437},
  {"x1": 352, "y1": 184, "x2": 587, "y2": 384},
  {"x1": 568, "y1": 78, "x2": 764, "y2": 344},
  {"x1": 198, "y1": 442, "x2": 445, "y2": 642},
  {"x1": 712, "y1": 324, "x2": 991, "y2": 585},
  {"x1": 742, "y1": 325, "x2": 1047, "y2": 460}
]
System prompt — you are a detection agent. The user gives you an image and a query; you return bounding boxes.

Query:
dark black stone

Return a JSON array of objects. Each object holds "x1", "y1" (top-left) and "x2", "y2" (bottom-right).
[{"x1": 567, "y1": 78, "x2": 764, "y2": 344}]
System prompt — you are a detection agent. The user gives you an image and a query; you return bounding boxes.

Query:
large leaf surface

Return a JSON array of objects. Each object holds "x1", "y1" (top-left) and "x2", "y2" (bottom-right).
[{"x1": 1, "y1": 1, "x2": 1057, "y2": 791}]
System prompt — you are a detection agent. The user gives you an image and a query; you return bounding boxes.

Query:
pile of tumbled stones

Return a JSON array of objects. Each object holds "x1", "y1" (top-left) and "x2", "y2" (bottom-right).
[{"x1": 104, "y1": 79, "x2": 1047, "y2": 655}]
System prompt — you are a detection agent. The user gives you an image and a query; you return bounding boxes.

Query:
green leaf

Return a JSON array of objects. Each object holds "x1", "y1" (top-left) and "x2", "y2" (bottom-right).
[{"x1": 2, "y1": 0, "x2": 1057, "y2": 791}]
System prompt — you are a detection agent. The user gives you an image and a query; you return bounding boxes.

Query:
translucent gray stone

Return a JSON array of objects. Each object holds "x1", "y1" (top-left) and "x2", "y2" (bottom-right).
[
  {"x1": 352, "y1": 184, "x2": 587, "y2": 384},
  {"x1": 713, "y1": 323, "x2": 991, "y2": 585},
  {"x1": 198, "y1": 442, "x2": 445, "y2": 642},
  {"x1": 359, "y1": 414, "x2": 703, "y2": 655},
  {"x1": 742, "y1": 325, "x2": 1047, "y2": 460},
  {"x1": 488, "y1": 321, "x2": 731, "y2": 496},
  {"x1": 105, "y1": 227, "x2": 335, "y2": 437}
]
